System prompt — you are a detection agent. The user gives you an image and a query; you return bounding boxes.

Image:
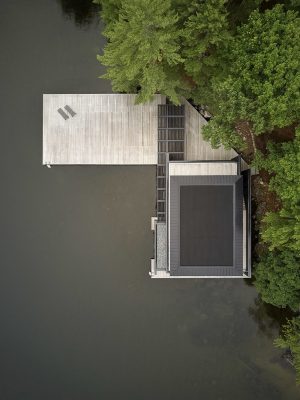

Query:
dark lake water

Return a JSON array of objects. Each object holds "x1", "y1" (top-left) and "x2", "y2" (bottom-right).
[{"x1": 1, "y1": 1, "x2": 299, "y2": 399}]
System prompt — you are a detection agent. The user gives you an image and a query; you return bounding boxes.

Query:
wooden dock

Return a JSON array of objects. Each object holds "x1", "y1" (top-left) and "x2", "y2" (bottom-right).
[
  {"x1": 43, "y1": 94, "x2": 166, "y2": 165},
  {"x1": 43, "y1": 94, "x2": 238, "y2": 166}
]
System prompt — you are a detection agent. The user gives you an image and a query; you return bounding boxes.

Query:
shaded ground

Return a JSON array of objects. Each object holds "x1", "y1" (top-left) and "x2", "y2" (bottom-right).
[
  {"x1": 236, "y1": 121, "x2": 296, "y2": 163},
  {"x1": 256, "y1": 124, "x2": 296, "y2": 151}
]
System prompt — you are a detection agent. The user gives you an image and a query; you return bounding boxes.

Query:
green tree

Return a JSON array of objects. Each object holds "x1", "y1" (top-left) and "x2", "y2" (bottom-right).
[
  {"x1": 262, "y1": 206, "x2": 300, "y2": 252},
  {"x1": 181, "y1": 0, "x2": 230, "y2": 87},
  {"x1": 98, "y1": 0, "x2": 184, "y2": 104},
  {"x1": 93, "y1": 0, "x2": 121, "y2": 27},
  {"x1": 254, "y1": 129, "x2": 300, "y2": 205},
  {"x1": 202, "y1": 114, "x2": 244, "y2": 149},
  {"x1": 255, "y1": 128, "x2": 300, "y2": 251},
  {"x1": 201, "y1": 74, "x2": 249, "y2": 148},
  {"x1": 202, "y1": 5, "x2": 300, "y2": 148},
  {"x1": 254, "y1": 250, "x2": 300, "y2": 311},
  {"x1": 275, "y1": 317, "x2": 300, "y2": 384}
]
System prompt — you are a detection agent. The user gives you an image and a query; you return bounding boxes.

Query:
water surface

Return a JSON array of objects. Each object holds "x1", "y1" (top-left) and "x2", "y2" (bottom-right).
[{"x1": 0, "y1": 1, "x2": 299, "y2": 399}]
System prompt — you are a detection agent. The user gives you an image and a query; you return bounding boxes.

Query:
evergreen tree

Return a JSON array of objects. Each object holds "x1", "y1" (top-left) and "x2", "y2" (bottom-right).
[
  {"x1": 202, "y1": 5, "x2": 300, "y2": 148},
  {"x1": 93, "y1": 0, "x2": 121, "y2": 27},
  {"x1": 181, "y1": 0, "x2": 230, "y2": 87},
  {"x1": 98, "y1": 0, "x2": 184, "y2": 104}
]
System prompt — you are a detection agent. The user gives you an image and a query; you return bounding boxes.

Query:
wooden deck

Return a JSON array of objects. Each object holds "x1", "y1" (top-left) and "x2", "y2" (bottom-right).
[
  {"x1": 43, "y1": 94, "x2": 239, "y2": 166},
  {"x1": 43, "y1": 94, "x2": 166, "y2": 165},
  {"x1": 183, "y1": 99, "x2": 237, "y2": 161}
]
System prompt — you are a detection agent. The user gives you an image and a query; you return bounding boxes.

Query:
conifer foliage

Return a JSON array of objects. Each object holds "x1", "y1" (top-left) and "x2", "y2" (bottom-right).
[
  {"x1": 98, "y1": 0, "x2": 184, "y2": 104},
  {"x1": 202, "y1": 5, "x2": 300, "y2": 148}
]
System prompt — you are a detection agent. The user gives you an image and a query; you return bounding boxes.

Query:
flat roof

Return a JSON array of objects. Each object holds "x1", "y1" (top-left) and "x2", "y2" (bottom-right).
[
  {"x1": 168, "y1": 175, "x2": 244, "y2": 277},
  {"x1": 168, "y1": 161, "x2": 238, "y2": 176},
  {"x1": 43, "y1": 94, "x2": 165, "y2": 165},
  {"x1": 180, "y1": 185, "x2": 233, "y2": 266}
]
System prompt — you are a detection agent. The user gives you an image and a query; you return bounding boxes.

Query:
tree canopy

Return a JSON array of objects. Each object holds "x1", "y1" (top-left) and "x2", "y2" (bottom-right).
[
  {"x1": 98, "y1": 0, "x2": 184, "y2": 104},
  {"x1": 93, "y1": 0, "x2": 121, "y2": 26},
  {"x1": 253, "y1": 128, "x2": 300, "y2": 309},
  {"x1": 254, "y1": 129, "x2": 300, "y2": 253},
  {"x1": 254, "y1": 250, "x2": 300, "y2": 311},
  {"x1": 261, "y1": 208, "x2": 300, "y2": 252},
  {"x1": 255, "y1": 129, "x2": 300, "y2": 205},
  {"x1": 98, "y1": 2, "x2": 300, "y2": 146},
  {"x1": 181, "y1": 0, "x2": 230, "y2": 87},
  {"x1": 202, "y1": 5, "x2": 300, "y2": 148}
]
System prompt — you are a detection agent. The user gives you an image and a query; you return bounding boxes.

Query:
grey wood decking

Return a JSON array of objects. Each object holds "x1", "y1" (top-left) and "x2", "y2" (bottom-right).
[
  {"x1": 43, "y1": 94, "x2": 166, "y2": 165},
  {"x1": 43, "y1": 94, "x2": 238, "y2": 165},
  {"x1": 183, "y1": 99, "x2": 237, "y2": 161}
]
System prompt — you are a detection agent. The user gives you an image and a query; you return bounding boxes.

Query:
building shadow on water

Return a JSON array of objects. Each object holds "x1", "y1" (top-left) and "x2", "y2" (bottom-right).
[
  {"x1": 57, "y1": 0, "x2": 99, "y2": 27},
  {"x1": 248, "y1": 295, "x2": 295, "y2": 339}
]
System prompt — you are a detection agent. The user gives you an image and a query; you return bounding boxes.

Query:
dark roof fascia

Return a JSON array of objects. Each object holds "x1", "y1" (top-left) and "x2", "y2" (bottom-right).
[
  {"x1": 242, "y1": 169, "x2": 252, "y2": 277},
  {"x1": 166, "y1": 153, "x2": 170, "y2": 271}
]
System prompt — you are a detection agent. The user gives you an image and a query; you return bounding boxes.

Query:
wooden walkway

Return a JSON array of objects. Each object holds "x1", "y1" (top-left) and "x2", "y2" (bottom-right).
[
  {"x1": 43, "y1": 94, "x2": 166, "y2": 165},
  {"x1": 183, "y1": 99, "x2": 237, "y2": 161}
]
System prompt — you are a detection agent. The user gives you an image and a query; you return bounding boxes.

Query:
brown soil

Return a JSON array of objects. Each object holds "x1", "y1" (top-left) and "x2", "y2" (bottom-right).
[
  {"x1": 252, "y1": 174, "x2": 281, "y2": 248},
  {"x1": 251, "y1": 169, "x2": 282, "y2": 257},
  {"x1": 255, "y1": 124, "x2": 297, "y2": 154},
  {"x1": 235, "y1": 120, "x2": 255, "y2": 164},
  {"x1": 236, "y1": 121, "x2": 297, "y2": 161}
]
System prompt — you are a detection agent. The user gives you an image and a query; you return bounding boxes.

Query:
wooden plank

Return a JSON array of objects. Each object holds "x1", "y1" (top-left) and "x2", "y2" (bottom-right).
[
  {"x1": 43, "y1": 94, "x2": 166, "y2": 165},
  {"x1": 183, "y1": 99, "x2": 237, "y2": 161}
]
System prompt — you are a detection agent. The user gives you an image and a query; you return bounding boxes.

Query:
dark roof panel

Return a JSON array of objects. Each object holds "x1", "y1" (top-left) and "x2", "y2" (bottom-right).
[
  {"x1": 180, "y1": 185, "x2": 233, "y2": 267},
  {"x1": 168, "y1": 175, "x2": 244, "y2": 277}
]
